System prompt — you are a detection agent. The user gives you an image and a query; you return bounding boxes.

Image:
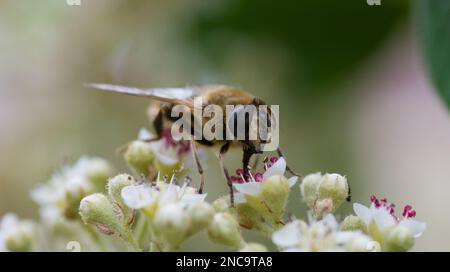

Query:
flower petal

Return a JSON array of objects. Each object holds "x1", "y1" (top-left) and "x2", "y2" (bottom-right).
[
  {"x1": 373, "y1": 207, "x2": 396, "y2": 230},
  {"x1": 155, "y1": 152, "x2": 179, "y2": 166},
  {"x1": 138, "y1": 128, "x2": 154, "y2": 140},
  {"x1": 272, "y1": 220, "x2": 302, "y2": 248},
  {"x1": 180, "y1": 193, "x2": 207, "y2": 205},
  {"x1": 263, "y1": 157, "x2": 286, "y2": 179},
  {"x1": 399, "y1": 219, "x2": 427, "y2": 238},
  {"x1": 121, "y1": 185, "x2": 156, "y2": 209},
  {"x1": 320, "y1": 213, "x2": 339, "y2": 231},
  {"x1": 287, "y1": 176, "x2": 298, "y2": 188},
  {"x1": 233, "y1": 182, "x2": 262, "y2": 195},
  {"x1": 353, "y1": 203, "x2": 372, "y2": 224}
]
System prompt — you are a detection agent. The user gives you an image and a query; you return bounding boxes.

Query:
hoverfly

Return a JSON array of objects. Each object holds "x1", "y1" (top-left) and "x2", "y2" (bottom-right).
[{"x1": 87, "y1": 83, "x2": 298, "y2": 206}]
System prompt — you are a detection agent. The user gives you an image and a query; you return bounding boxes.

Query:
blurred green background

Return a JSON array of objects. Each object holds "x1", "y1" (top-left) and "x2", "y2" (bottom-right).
[{"x1": 1, "y1": 0, "x2": 449, "y2": 251}]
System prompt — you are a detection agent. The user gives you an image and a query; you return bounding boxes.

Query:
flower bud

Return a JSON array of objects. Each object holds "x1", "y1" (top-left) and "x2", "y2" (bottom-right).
[
  {"x1": 187, "y1": 202, "x2": 214, "y2": 234},
  {"x1": 239, "y1": 243, "x2": 268, "y2": 252},
  {"x1": 318, "y1": 173, "x2": 348, "y2": 212},
  {"x1": 153, "y1": 203, "x2": 191, "y2": 249},
  {"x1": 79, "y1": 193, "x2": 121, "y2": 235},
  {"x1": 124, "y1": 141, "x2": 154, "y2": 176},
  {"x1": 301, "y1": 173, "x2": 349, "y2": 219},
  {"x1": 107, "y1": 174, "x2": 136, "y2": 225},
  {"x1": 341, "y1": 215, "x2": 367, "y2": 233},
  {"x1": 260, "y1": 175, "x2": 290, "y2": 219},
  {"x1": 384, "y1": 225, "x2": 414, "y2": 252},
  {"x1": 300, "y1": 173, "x2": 322, "y2": 208},
  {"x1": 208, "y1": 213, "x2": 245, "y2": 249}
]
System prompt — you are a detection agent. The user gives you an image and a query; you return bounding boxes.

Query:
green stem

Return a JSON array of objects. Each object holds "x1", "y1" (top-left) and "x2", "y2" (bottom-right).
[
  {"x1": 135, "y1": 214, "x2": 150, "y2": 248},
  {"x1": 85, "y1": 224, "x2": 109, "y2": 252},
  {"x1": 120, "y1": 227, "x2": 141, "y2": 252}
]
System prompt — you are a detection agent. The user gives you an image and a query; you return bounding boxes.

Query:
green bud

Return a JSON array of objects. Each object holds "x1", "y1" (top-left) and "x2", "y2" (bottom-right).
[
  {"x1": 79, "y1": 193, "x2": 121, "y2": 235},
  {"x1": 107, "y1": 174, "x2": 136, "y2": 226},
  {"x1": 239, "y1": 243, "x2": 268, "y2": 252},
  {"x1": 384, "y1": 225, "x2": 414, "y2": 252},
  {"x1": 153, "y1": 203, "x2": 191, "y2": 250},
  {"x1": 301, "y1": 173, "x2": 349, "y2": 218},
  {"x1": 341, "y1": 215, "x2": 367, "y2": 233},
  {"x1": 318, "y1": 173, "x2": 348, "y2": 212},
  {"x1": 208, "y1": 213, "x2": 245, "y2": 249},
  {"x1": 125, "y1": 141, "x2": 154, "y2": 176},
  {"x1": 187, "y1": 202, "x2": 214, "y2": 234},
  {"x1": 300, "y1": 173, "x2": 322, "y2": 208},
  {"x1": 260, "y1": 175, "x2": 290, "y2": 220},
  {"x1": 235, "y1": 202, "x2": 259, "y2": 230},
  {"x1": 79, "y1": 193, "x2": 140, "y2": 251}
]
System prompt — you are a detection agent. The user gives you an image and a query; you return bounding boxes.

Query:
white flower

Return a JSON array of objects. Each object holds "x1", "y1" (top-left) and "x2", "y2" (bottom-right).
[
  {"x1": 30, "y1": 157, "x2": 112, "y2": 221},
  {"x1": 233, "y1": 157, "x2": 298, "y2": 202},
  {"x1": 121, "y1": 184, "x2": 159, "y2": 210},
  {"x1": 0, "y1": 213, "x2": 34, "y2": 252},
  {"x1": 121, "y1": 174, "x2": 207, "y2": 212},
  {"x1": 353, "y1": 196, "x2": 426, "y2": 238},
  {"x1": 272, "y1": 214, "x2": 373, "y2": 252}
]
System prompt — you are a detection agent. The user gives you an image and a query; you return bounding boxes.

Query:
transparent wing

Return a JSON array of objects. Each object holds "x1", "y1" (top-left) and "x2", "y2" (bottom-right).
[{"x1": 86, "y1": 83, "x2": 197, "y2": 106}]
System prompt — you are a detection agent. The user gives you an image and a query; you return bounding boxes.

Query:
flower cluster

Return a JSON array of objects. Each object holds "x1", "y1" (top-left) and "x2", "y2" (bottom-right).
[
  {"x1": 31, "y1": 156, "x2": 113, "y2": 221},
  {"x1": 0, "y1": 113, "x2": 427, "y2": 252},
  {"x1": 272, "y1": 214, "x2": 374, "y2": 252}
]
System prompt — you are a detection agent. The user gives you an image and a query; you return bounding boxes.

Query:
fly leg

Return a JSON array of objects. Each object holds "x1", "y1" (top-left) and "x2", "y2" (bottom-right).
[
  {"x1": 190, "y1": 140, "x2": 205, "y2": 194},
  {"x1": 218, "y1": 142, "x2": 233, "y2": 207}
]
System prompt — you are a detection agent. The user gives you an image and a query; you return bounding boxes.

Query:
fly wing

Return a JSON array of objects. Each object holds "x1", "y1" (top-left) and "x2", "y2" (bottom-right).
[{"x1": 86, "y1": 83, "x2": 198, "y2": 107}]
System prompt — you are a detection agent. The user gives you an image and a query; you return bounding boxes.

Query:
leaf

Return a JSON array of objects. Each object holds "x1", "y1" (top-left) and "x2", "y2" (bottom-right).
[
  {"x1": 185, "y1": 0, "x2": 409, "y2": 95},
  {"x1": 416, "y1": 0, "x2": 450, "y2": 107}
]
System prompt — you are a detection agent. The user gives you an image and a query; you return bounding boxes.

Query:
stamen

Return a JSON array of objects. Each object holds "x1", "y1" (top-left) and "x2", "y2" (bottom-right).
[
  {"x1": 169, "y1": 174, "x2": 176, "y2": 185},
  {"x1": 370, "y1": 195, "x2": 381, "y2": 207},
  {"x1": 402, "y1": 205, "x2": 416, "y2": 218},
  {"x1": 184, "y1": 176, "x2": 192, "y2": 187},
  {"x1": 239, "y1": 173, "x2": 246, "y2": 183},
  {"x1": 254, "y1": 173, "x2": 263, "y2": 182},
  {"x1": 248, "y1": 172, "x2": 257, "y2": 183}
]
